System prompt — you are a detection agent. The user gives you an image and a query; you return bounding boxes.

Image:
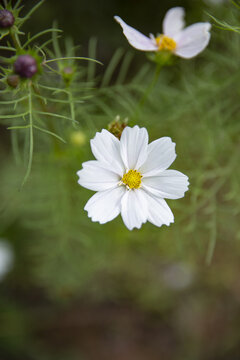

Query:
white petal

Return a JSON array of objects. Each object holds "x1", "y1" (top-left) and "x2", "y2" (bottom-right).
[
  {"x1": 163, "y1": 7, "x2": 185, "y2": 38},
  {"x1": 77, "y1": 160, "x2": 120, "y2": 191},
  {"x1": 142, "y1": 189, "x2": 174, "y2": 227},
  {"x1": 139, "y1": 137, "x2": 176, "y2": 177},
  {"x1": 90, "y1": 129, "x2": 125, "y2": 176},
  {"x1": 121, "y1": 189, "x2": 148, "y2": 230},
  {"x1": 142, "y1": 170, "x2": 189, "y2": 199},
  {"x1": 0, "y1": 241, "x2": 14, "y2": 280},
  {"x1": 114, "y1": 16, "x2": 158, "y2": 51},
  {"x1": 84, "y1": 186, "x2": 125, "y2": 224},
  {"x1": 174, "y1": 23, "x2": 211, "y2": 59},
  {"x1": 120, "y1": 126, "x2": 148, "y2": 170}
]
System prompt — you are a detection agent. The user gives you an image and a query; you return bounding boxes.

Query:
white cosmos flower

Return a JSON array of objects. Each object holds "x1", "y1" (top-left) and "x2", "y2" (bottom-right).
[
  {"x1": 114, "y1": 7, "x2": 211, "y2": 59},
  {"x1": 77, "y1": 126, "x2": 189, "y2": 230}
]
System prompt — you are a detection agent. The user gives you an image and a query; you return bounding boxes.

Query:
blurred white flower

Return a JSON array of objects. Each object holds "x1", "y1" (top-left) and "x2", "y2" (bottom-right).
[
  {"x1": 77, "y1": 126, "x2": 189, "y2": 230},
  {"x1": 114, "y1": 7, "x2": 211, "y2": 59},
  {"x1": 0, "y1": 239, "x2": 14, "y2": 281}
]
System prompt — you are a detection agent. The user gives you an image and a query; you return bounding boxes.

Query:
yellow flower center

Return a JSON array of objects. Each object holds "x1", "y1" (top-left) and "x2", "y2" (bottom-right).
[
  {"x1": 121, "y1": 169, "x2": 142, "y2": 189},
  {"x1": 155, "y1": 35, "x2": 176, "y2": 51}
]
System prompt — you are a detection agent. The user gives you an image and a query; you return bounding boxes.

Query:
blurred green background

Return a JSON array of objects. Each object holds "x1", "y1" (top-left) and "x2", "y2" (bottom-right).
[{"x1": 1, "y1": 0, "x2": 240, "y2": 359}]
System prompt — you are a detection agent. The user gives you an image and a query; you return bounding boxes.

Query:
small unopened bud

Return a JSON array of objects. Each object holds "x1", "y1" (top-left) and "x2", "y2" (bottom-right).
[
  {"x1": 7, "y1": 74, "x2": 19, "y2": 88},
  {"x1": 14, "y1": 55, "x2": 38, "y2": 78},
  {"x1": 63, "y1": 67, "x2": 73, "y2": 75},
  {"x1": 0, "y1": 10, "x2": 15, "y2": 28},
  {"x1": 62, "y1": 66, "x2": 74, "y2": 85},
  {"x1": 108, "y1": 115, "x2": 128, "y2": 139}
]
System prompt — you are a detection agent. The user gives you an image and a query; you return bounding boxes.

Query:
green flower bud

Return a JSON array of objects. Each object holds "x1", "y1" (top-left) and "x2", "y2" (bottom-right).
[{"x1": 7, "y1": 74, "x2": 19, "y2": 88}]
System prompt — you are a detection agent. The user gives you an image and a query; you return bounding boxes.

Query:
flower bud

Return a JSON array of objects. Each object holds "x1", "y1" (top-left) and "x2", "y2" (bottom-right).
[
  {"x1": 63, "y1": 67, "x2": 73, "y2": 75},
  {"x1": 7, "y1": 74, "x2": 19, "y2": 88},
  {"x1": 0, "y1": 9, "x2": 15, "y2": 28},
  {"x1": 62, "y1": 66, "x2": 74, "y2": 85},
  {"x1": 108, "y1": 115, "x2": 128, "y2": 139},
  {"x1": 14, "y1": 55, "x2": 38, "y2": 78}
]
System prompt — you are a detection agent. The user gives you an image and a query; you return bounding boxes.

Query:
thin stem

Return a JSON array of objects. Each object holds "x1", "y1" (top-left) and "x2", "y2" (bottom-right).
[
  {"x1": 32, "y1": 83, "x2": 61, "y2": 152},
  {"x1": 0, "y1": 46, "x2": 16, "y2": 51},
  {"x1": 132, "y1": 63, "x2": 162, "y2": 122},
  {"x1": 33, "y1": 125, "x2": 66, "y2": 143},
  {"x1": 22, "y1": 83, "x2": 33, "y2": 185},
  {"x1": 11, "y1": 130, "x2": 21, "y2": 165},
  {"x1": 22, "y1": 28, "x2": 62, "y2": 49},
  {"x1": 35, "y1": 111, "x2": 77, "y2": 122},
  {"x1": 206, "y1": 197, "x2": 217, "y2": 265},
  {"x1": 9, "y1": 28, "x2": 22, "y2": 50},
  {"x1": 140, "y1": 63, "x2": 162, "y2": 106},
  {"x1": 32, "y1": 83, "x2": 48, "y2": 111},
  {"x1": 33, "y1": 92, "x2": 83, "y2": 104},
  {"x1": 43, "y1": 56, "x2": 102, "y2": 65},
  {"x1": 68, "y1": 90, "x2": 77, "y2": 128},
  {"x1": 38, "y1": 83, "x2": 70, "y2": 94}
]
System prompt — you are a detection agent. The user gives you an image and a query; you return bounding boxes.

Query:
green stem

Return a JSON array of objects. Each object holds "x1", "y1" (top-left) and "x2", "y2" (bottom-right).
[
  {"x1": 9, "y1": 28, "x2": 21, "y2": 50},
  {"x1": 32, "y1": 83, "x2": 48, "y2": 111},
  {"x1": 132, "y1": 63, "x2": 162, "y2": 122},
  {"x1": 32, "y1": 84, "x2": 61, "y2": 152},
  {"x1": 22, "y1": 83, "x2": 33, "y2": 185},
  {"x1": 44, "y1": 57, "x2": 102, "y2": 65},
  {"x1": 68, "y1": 90, "x2": 77, "y2": 128},
  {"x1": 206, "y1": 197, "x2": 217, "y2": 265}
]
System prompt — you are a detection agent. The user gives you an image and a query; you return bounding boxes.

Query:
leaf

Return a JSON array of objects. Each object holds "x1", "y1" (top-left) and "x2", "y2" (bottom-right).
[
  {"x1": 19, "y1": 0, "x2": 45, "y2": 28},
  {"x1": 44, "y1": 57, "x2": 102, "y2": 66},
  {"x1": 7, "y1": 125, "x2": 31, "y2": 130},
  {"x1": 208, "y1": 13, "x2": 240, "y2": 33},
  {"x1": 0, "y1": 111, "x2": 29, "y2": 119},
  {"x1": 33, "y1": 125, "x2": 66, "y2": 143},
  {"x1": 22, "y1": 88, "x2": 33, "y2": 186},
  {"x1": 35, "y1": 111, "x2": 78, "y2": 123},
  {"x1": 101, "y1": 48, "x2": 124, "y2": 87},
  {"x1": 23, "y1": 28, "x2": 62, "y2": 49}
]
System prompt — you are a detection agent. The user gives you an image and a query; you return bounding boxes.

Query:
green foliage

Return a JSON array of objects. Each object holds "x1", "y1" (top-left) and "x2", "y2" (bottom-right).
[
  {"x1": 0, "y1": 1, "x2": 101, "y2": 185},
  {"x1": 1, "y1": 1, "x2": 240, "y2": 359}
]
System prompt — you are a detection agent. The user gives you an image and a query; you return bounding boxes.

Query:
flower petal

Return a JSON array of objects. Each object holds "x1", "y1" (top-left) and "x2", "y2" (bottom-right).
[
  {"x1": 163, "y1": 7, "x2": 185, "y2": 38},
  {"x1": 120, "y1": 126, "x2": 148, "y2": 170},
  {"x1": 77, "y1": 160, "x2": 120, "y2": 191},
  {"x1": 121, "y1": 189, "x2": 148, "y2": 230},
  {"x1": 84, "y1": 186, "x2": 125, "y2": 224},
  {"x1": 174, "y1": 23, "x2": 211, "y2": 59},
  {"x1": 139, "y1": 137, "x2": 176, "y2": 177},
  {"x1": 90, "y1": 129, "x2": 125, "y2": 176},
  {"x1": 114, "y1": 16, "x2": 158, "y2": 51},
  {"x1": 142, "y1": 169, "x2": 189, "y2": 199},
  {"x1": 142, "y1": 189, "x2": 174, "y2": 227}
]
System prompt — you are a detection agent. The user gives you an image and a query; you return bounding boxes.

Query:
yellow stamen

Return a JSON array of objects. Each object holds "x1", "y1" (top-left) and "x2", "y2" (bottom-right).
[
  {"x1": 155, "y1": 35, "x2": 176, "y2": 51},
  {"x1": 121, "y1": 169, "x2": 142, "y2": 190}
]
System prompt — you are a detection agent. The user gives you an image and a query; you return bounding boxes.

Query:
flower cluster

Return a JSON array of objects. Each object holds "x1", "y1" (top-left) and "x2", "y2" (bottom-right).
[
  {"x1": 76, "y1": 6, "x2": 212, "y2": 230},
  {"x1": 76, "y1": 6, "x2": 211, "y2": 230}
]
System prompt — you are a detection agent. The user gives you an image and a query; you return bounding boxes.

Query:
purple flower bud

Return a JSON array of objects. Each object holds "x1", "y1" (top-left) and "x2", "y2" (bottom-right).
[
  {"x1": 14, "y1": 55, "x2": 38, "y2": 78},
  {"x1": 0, "y1": 10, "x2": 15, "y2": 28}
]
